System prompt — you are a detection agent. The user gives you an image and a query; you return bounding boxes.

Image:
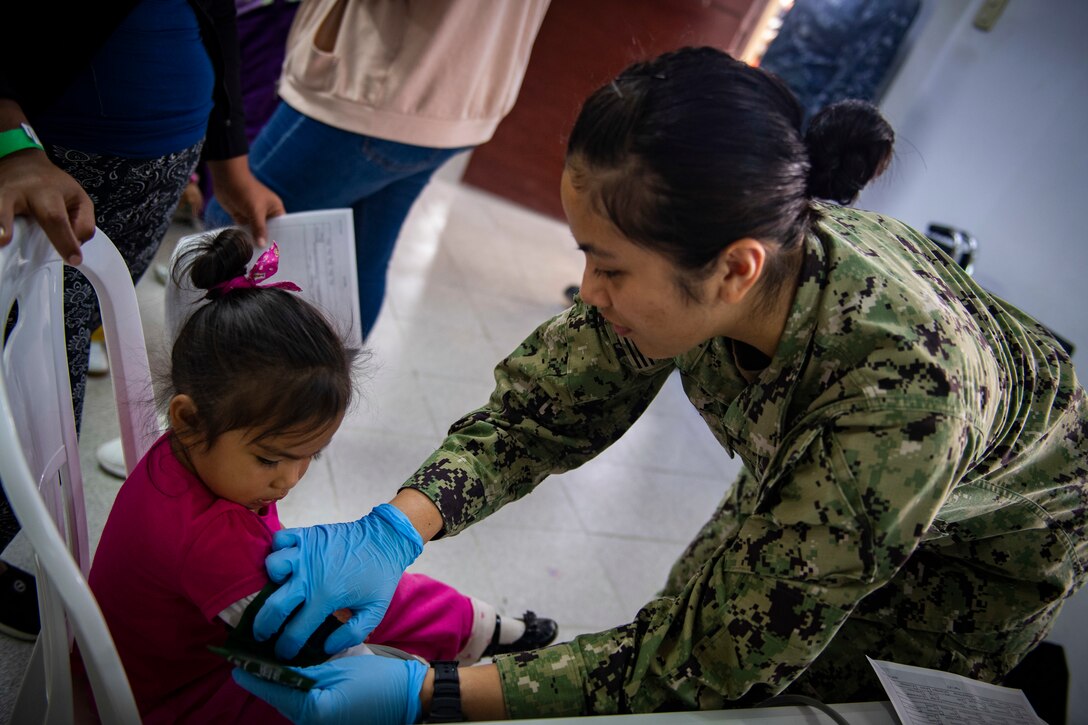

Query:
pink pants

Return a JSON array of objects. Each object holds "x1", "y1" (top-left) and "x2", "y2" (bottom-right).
[{"x1": 365, "y1": 572, "x2": 492, "y2": 662}]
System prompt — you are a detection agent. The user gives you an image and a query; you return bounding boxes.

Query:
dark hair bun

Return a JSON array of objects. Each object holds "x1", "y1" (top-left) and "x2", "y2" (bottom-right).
[
  {"x1": 804, "y1": 99, "x2": 894, "y2": 205},
  {"x1": 174, "y1": 227, "x2": 255, "y2": 292}
]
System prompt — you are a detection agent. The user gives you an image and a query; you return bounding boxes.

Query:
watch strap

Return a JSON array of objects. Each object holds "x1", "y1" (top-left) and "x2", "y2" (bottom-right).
[
  {"x1": 427, "y1": 660, "x2": 463, "y2": 723},
  {"x1": 0, "y1": 123, "x2": 44, "y2": 160}
]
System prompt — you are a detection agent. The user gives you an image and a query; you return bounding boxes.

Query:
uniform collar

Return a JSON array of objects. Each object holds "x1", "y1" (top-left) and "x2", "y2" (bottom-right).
[{"x1": 719, "y1": 228, "x2": 828, "y2": 471}]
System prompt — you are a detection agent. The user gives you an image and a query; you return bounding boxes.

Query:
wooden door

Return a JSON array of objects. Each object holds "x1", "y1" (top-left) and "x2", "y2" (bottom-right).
[{"x1": 463, "y1": 0, "x2": 765, "y2": 221}]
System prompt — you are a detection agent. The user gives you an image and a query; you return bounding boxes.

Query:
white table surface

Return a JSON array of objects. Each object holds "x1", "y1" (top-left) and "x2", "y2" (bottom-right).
[{"x1": 487, "y1": 701, "x2": 898, "y2": 724}]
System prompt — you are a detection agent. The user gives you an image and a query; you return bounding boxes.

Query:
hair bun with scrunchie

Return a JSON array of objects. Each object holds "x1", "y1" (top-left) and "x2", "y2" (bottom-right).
[{"x1": 804, "y1": 99, "x2": 895, "y2": 205}]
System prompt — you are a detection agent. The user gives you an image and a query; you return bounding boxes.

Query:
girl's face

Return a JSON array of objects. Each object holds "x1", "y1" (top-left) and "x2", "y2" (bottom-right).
[
  {"x1": 177, "y1": 413, "x2": 344, "y2": 512},
  {"x1": 561, "y1": 169, "x2": 729, "y2": 359}
]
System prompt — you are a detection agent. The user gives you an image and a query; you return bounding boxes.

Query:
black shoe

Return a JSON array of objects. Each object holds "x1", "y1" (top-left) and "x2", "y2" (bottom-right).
[
  {"x1": 0, "y1": 563, "x2": 40, "y2": 641},
  {"x1": 482, "y1": 611, "x2": 558, "y2": 656}
]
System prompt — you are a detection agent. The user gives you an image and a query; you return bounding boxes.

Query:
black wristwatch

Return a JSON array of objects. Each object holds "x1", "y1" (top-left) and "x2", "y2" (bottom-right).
[{"x1": 426, "y1": 661, "x2": 463, "y2": 723}]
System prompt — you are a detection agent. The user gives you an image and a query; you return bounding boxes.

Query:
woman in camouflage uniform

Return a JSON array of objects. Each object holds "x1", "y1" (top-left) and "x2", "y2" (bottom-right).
[{"x1": 233, "y1": 47, "x2": 1088, "y2": 722}]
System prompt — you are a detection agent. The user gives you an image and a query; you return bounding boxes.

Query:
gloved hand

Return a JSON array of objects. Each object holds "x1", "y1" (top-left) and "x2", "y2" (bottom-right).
[
  {"x1": 255, "y1": 503, "x2": 424, "y2": 659},
  {"x1": 233, "y1": 654, "x2": 428, "y2": 725}
]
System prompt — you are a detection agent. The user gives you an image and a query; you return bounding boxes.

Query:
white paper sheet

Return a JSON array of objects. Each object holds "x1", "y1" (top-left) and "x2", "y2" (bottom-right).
[
  {"x1": 166, "y1": 209, "x2": 361, "y2": 348},
  {"x1": 868, "y1": 657, "x2": 1044, "y2": 725}
]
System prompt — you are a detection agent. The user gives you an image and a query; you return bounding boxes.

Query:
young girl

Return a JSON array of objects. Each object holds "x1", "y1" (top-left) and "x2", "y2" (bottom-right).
[{"x1": 87, "y1": 228, "x2": 555, "y2": 723}]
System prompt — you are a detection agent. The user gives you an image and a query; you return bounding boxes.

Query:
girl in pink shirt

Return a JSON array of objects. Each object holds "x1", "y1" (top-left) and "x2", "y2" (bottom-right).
[{"x1": 89, "y1": 227, "x2": 555, "y2": 723}]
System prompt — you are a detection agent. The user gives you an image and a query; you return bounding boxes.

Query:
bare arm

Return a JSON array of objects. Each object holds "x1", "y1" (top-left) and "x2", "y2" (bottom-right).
[
  {"x1": 389, "y1": 487, "x2": 446, "y2": 542},
  {"x1": 205, "y1": 155, "x2": 285, "y2": 248},
  {"x1": 420, "y1": 663, "x2": 509, "y2": 722}
]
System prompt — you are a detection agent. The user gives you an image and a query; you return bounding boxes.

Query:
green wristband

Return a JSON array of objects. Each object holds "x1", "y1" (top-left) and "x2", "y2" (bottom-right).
[{"x1": 0, "y1": 123, "x2": 44, "y2": 159}]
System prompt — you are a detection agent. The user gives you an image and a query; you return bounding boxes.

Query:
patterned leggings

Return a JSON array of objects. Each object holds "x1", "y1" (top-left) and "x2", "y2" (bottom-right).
[{"x1": 0, "y1": 142, "x2": 202, "y2": 550}]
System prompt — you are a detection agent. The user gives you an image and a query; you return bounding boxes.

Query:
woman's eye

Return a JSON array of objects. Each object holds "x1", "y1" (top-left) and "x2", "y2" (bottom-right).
[
  {"x1": 595, "y1": 268, "x2": 620, "y2": 279},
  {"x1": 256, "y1": 456, "x2": 278, "y2": 467}
]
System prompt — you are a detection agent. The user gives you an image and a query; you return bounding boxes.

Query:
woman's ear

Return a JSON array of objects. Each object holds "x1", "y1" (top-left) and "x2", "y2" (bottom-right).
[
  {"x1": 168, "y1": 394, "x2": 202, "y2": 444},
  {"x1": 715, "y1": 238, "x2": 766, "y2": 304}
]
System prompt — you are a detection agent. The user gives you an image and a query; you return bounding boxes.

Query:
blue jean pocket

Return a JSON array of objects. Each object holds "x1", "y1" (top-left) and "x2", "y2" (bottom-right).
[{"x1": 358, "y1": 137, "x2": 468, "y2": 175}]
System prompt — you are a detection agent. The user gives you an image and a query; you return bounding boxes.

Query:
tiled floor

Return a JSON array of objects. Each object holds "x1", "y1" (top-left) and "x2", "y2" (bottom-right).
[{"x1": 0, "y1": 177, "x2": 738, "y2": 722}]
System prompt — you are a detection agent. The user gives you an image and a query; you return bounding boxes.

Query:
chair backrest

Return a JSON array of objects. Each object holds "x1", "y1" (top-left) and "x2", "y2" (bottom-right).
[{"x1": 0, "y1": 219, "x2": 150, "y2": 724}]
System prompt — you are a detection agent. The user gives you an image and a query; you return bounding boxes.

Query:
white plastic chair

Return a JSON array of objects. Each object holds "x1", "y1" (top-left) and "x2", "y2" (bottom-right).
[{"x1": 0, "y1": 218, "x2": 156, "y2": 724}]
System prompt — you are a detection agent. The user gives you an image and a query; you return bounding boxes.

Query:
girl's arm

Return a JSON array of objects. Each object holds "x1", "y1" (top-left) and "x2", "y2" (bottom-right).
[
  {"x1": 220, "y1": 581, "x2": 357, "y2": 667},
  {"x1": 254, "y1": 503, "x2": 424, "y2": 661}
]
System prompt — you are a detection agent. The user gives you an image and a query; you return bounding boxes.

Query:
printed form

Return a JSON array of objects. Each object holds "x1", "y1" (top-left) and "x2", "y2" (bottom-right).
[
  {"x1": 262, "y1": 209, "x2": 362, "y2": 348},
  {"x1": 868, "y1": 657, "x2": 1044, "y2": 724}
]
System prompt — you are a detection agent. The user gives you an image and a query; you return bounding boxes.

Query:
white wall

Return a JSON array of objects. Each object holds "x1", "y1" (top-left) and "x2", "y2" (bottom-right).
[
  {"x1": 857, "y1": 1, "x2": 1088, "y2": 720},
  {"x1": 861, "y1": 0, "x2": 1088, "y2": 367}
]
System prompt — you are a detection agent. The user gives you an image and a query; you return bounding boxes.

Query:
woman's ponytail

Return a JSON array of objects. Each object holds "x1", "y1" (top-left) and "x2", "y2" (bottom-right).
[{"x1": 804, "y1": 99, "x2": 895, "y2": 205}]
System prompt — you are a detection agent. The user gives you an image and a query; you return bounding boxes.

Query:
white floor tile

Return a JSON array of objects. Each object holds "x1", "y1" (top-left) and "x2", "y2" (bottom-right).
[
  {"x1": 383, "y1": 269, "x2": 479, "y2": 329},
  {"x1": 320, "y1": 425, "x2": 444, "y2": 520},
  {"x1": 464, "y1": 526, "x2": 630, "y2": 633},
  {"x1": 414, "y1": 372, "x2": 500, "y2": 436},
  {"x1": 457, "y1": 475, "x2": 585, "y2": 536},
  {"x1": 394, "y1": 316, "x2": 508, "y2": 380},
  {"x1": 594, "y1": 536, "x2": 692, "y2": 620},
  {"x1": 557, "y1": 460, "x2": 726, "y2": 545},
  {"x1": 350, "y1": 364, "x2": 444, "y2": 440},
  {"x1": 465, "y1": 287, "x2": 571, "y2": 354},
  {"x1": 408, "y1": 526, "x2": 498, "y2": 613}
]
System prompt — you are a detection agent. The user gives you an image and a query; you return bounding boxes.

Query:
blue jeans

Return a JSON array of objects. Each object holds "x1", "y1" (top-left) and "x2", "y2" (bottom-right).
[{"x1": 204, "y1": 102, "x2": 468, "y2": 335}]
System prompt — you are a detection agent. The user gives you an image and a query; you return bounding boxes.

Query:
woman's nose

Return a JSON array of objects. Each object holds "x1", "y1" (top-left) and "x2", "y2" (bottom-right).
[{"x1": 579, "y1": 266, "x2": 607, "y2": 308}]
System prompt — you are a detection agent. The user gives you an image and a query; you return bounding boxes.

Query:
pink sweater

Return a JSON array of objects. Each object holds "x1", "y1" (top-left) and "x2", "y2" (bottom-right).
[
  {"x1": 279, "y1": 0, "x2": 550, "y2": 147},
  {"x1": 89, "y1": 433, "x2": 285, "y2": 724}
]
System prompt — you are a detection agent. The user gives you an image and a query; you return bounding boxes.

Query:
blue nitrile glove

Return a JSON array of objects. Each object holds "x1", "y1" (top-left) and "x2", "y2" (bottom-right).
[
  {"x1": 233, "y1": 654, "x2": 428, "y2": 725},
  {"x1": 255, "y1": 503, "x2": 424, "y2": 660}
]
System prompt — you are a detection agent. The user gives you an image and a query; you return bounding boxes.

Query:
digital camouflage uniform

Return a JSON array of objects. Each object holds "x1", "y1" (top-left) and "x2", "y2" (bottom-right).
[{"x1": 402, "y1": 203, "x2": 1088, "y2": 717}]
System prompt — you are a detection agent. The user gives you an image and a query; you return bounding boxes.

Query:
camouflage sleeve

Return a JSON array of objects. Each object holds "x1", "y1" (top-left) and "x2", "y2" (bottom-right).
[
  {"x1": 494, "y1": 406, "x2": 980, "y2": 717},
  {"x1": 401, "y1": 301, "x2": 674, "y2": 535}
]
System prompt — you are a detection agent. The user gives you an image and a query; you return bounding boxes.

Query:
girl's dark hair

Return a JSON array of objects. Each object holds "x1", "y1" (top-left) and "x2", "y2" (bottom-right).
[
  {"x1": 565, "y1": 46, "x2": 894, "y2": 301},
  {"x1": 163, "y1": 227, "x2": 360, "y2": 448}
]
